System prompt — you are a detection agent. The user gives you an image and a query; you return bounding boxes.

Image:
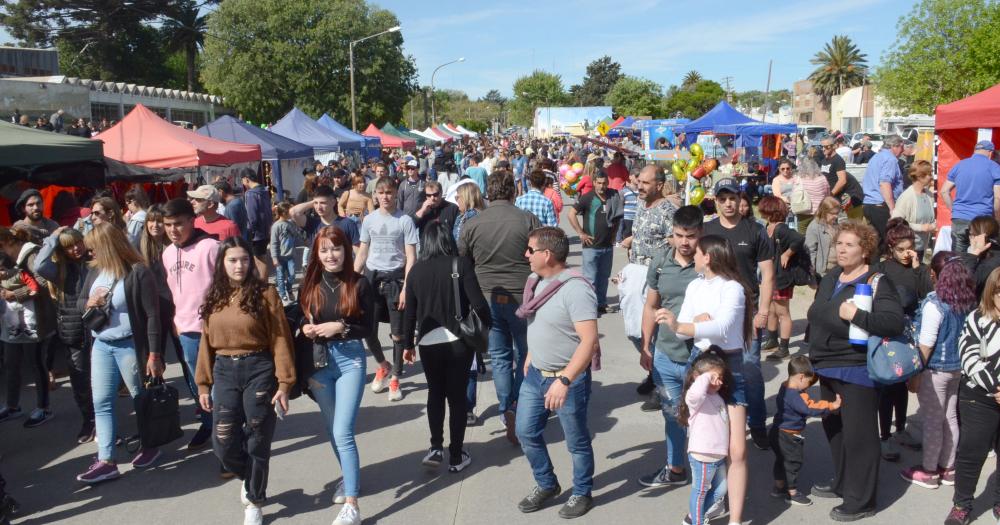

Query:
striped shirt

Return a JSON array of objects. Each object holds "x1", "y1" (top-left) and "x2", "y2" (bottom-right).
[
  {"x1": 621, "y1": 186, "x2": 638, "y2": 221},
  {"x1": 960, "y1": 310, "x2": 1000, "y2": 393}
]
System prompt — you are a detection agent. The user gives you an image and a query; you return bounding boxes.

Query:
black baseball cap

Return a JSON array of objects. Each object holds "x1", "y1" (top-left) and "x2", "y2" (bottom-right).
[{"x1": 713, "y1": 178, "x2": 739, "y2": 195}]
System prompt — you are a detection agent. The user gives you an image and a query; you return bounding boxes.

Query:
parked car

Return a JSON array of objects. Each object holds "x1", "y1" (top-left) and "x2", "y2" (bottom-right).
[{"x1": 851, "y1": 132, "x2": 883, "y2": 151}]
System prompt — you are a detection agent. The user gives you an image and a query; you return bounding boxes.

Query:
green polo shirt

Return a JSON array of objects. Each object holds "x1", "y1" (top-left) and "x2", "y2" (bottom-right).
[{"x1": 645, "y1": 246, "x2": 698, "y2": 363}]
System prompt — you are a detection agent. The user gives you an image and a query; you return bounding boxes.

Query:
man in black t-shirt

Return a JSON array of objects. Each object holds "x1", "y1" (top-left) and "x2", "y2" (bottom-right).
[
  {"x1": 819, "y1": 136, "x2": 864, "y2": 220},
  {"x1": 568, "y1": 172, "x2": 623, "y2": 313},
  {"x1": 702, "y1": 178, "x2": 775, "y2": 450}
]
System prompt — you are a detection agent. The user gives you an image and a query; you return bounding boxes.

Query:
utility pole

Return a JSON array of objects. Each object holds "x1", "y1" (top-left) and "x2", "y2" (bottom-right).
[
  {"x1": 721, "y1": 76, "x2": 734, "y2": 103},
  {"x1": 762, "y1": 60, "x2": 772, "y2": 123}
]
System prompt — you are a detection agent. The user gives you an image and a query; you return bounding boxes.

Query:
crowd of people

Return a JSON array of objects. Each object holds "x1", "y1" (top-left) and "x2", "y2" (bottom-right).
[
  {"x1": 7, "y1": 108, "x2": 113, "y2": 138},
  {"x1": 2, "y1": 128, "x2": 1000, "y2": 525}
]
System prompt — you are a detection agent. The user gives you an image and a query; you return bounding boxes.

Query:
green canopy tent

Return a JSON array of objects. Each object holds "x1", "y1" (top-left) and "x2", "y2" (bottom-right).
[
  {"x1": 0, "y1": 120, "x2": 106, "y2": 187},
  {"x1": 381, "y1": 122, "x2": 433, "y2": 147}
]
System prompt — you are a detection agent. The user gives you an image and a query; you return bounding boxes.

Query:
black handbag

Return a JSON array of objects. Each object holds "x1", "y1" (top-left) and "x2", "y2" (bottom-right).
[
  {"x1": 134, "y1": 377, "x2": 184, "y2": 449},
  {"x1": 451, "y1": 258, "x2": 489, "y2": 354},
  {"x1": 81, "y1": 278, "x2": 119, "y2": 332}
]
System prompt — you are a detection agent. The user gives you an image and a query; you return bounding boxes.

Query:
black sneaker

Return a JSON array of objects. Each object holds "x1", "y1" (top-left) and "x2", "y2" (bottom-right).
[
  {"x1": 640, "y1": 396, "x2": 661, "y2": 412},
  {"x1": 770, "y1": 487, "x2": 787, "y2": 499},
  {"x1": 830, "y1": 504, "x2": 875, "y2": 522},
  {"x1": 77, "y1": 420, "x2": 96, "y2": 444},
  {"x1": 788, "y1": 492, "x2": 812, "y2": 506},
  {"x1": 23, "y1": 408, "x2": 53, "y2": 428},
  {"x1": 638, "y1": 467, "x2": 686, "y2": 487},
  {"x1": 811, "y1": 480, "x2": 839, "y2": 499},
  {"x1": 597, "y1": 305, "x2": 608, "y2": 315},
  {"x1": 766, "y1": 346, "x2": 789, "y2": 360},
  {"x1": 422, "y1": 448, "x2": 443, "y2": 468},
  {"x1": 448, "y1": 450, "x2": 471, "y2": 473},
  {"x1": 558, "y1": 494, "x2": 593, "y2": 519},
  {"x1": 945, "y1": 506, "x2": 971, "y2": 525},
  {"x1": 636, "y1": 375, "x2": 655, "y2": 396},
  {"x1": 518, "y1": 484, "x2": 561, "y2": 513},
  {"x1": 187, "y1": 424, "x2": 211, "y2": 450},
  {"x1": 0, "y1": 407, "x2": 23, "y2": 423},
  {"x1": 750, "y1": 427, "x2": 770, "y2": 450}
]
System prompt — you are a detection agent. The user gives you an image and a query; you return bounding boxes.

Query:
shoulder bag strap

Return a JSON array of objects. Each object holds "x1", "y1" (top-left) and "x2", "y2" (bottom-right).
[{"x1": 451, "y1": 257, "x2": 463, "y2": 321}]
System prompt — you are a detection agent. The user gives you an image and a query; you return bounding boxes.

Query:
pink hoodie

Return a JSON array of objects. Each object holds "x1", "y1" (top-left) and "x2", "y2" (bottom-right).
[
  {"x1": 162, "y1": 229, "x2": 219, "y2": 333},
  {"x1": 685, "y1": 372, "x2": 730, "y2": 457}
]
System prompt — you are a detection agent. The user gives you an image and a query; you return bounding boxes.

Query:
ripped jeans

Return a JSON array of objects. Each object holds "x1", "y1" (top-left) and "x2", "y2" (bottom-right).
[{"x1": 211, "y1": 353, "x2": 278, "y2": 504}]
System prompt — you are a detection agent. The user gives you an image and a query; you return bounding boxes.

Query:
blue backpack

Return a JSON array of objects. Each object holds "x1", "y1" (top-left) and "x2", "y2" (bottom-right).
[{"x1": 865, "y1": 273, "x2": 925, "y2": 384}]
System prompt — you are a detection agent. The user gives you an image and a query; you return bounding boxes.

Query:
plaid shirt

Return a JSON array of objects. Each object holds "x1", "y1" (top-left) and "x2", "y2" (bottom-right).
[{"x1": 515, "y1": 189, "x2": 557, "y2": 226}]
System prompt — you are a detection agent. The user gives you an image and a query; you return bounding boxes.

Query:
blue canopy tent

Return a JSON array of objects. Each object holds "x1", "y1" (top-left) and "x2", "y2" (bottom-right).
[
  {"x1": 607, "y1": 116, "x2": 637, "y2": 138},
  {"x1": 713, "y1": 122, "x2": 797, "y2": 148},
  {"x1": 679, "y1": 101, "x2": 758, "y2": 144},
  {"x1": 270, "y1": 108, "x2": 352, "y2": 164},
  {"x1": 317, "y1": 114, "x2": 381, "y2": 160},
  {"x1": 199, "y1": 115, "x2": 314, "y2": 198}
]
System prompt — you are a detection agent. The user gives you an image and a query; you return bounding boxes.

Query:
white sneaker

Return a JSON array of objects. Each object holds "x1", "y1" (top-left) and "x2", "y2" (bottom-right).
[
  {"x1": 387, "y1": 379, "x2": 402, "y2": 402},
  {"x1": 243, "y1": 504, "x2": 263, "y2": 525},
  {"x1": 370, "y1": 364, "x2": 390, "y2": 393},
  {"x1": 333, "y1": 479, "x2": 346, "y2": 504},
  {"x1": 240, "y1": 481, "x2": 250, "y2": 507},
  {"x1": 332, "y1": 503, "x2": 361, "y2": 525}
]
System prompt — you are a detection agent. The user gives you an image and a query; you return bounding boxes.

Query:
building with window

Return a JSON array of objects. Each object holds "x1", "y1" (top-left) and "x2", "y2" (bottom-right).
[
  {"x1": 0, "y1": 46, "x2": 59, "y2": 77},
  {"x1": 792, "y1": 79, "x2": 830, "y2": 128}
]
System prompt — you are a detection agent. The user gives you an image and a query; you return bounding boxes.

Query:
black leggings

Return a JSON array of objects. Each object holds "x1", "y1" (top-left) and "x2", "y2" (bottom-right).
[
  {"x1": 65, "y1": 341, "x2": 94, "y2": 422},
  {"x1": 419, "y1": 340, "x2": 474, "y2": 458},
  {"x1": 953, "y1": 383, "x2": 1000, "y2": 510},
  {"x1": 878, "y1": 382, "x2": 908, "y2": 440},
  {"x1": 820, "y1": 377, "x2": 880, "y2": 513},
  {"x1": 3, "y1": 341, "x2": 49, "y2": 410}
]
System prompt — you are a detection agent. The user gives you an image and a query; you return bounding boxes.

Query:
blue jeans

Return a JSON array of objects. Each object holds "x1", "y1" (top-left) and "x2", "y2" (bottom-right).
[
  {"x1": 651, "y1": 351, "x2": 688, "y2": 469},
  {"x1": 515, "y1": 366, "x2": 594, "y2": 496},
  {"x1": 274, "y1": 256, "x2": 296, "y2": 300},
  {"x1": 309, "y1": 339, "x2": 367, "y2": 498},
  {"x1": 581, "y1": 247, "x2": 613, "y2": 308},
  {"x1": 688, "y1": 454, "x2": 728, "y2": 525},
  {"x1": 688, "y1": 348, "x2": 748, "y2": 407},
  {"x1": 488, "y1": 295, "x2": 528, "y2": 414},
  {"x1": 744, "y1": 332, "x2": 766, "y2": 429},
  {"x1": 91, "y1": 338, "x2": 143, "y2": 462},
  {"x1": 466, "y1": 370, "x2": 477, "y2": 410},
  {"x1": 179, "y1": 332, "x2": 212, "y2": 428}
]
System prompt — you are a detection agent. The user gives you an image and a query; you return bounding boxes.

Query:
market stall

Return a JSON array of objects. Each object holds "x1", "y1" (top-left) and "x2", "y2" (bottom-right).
[
  {"x1": 362, "y1": 123, "x2": 415, "y2": 149},
  {"x1": 935, "y1": 82, "x2": 1000, "y2": 227},
  {"x1": 382, "y1": 122, "x2": 433, "y2": 147},
  {"x1": 0, "y1": 120, "x2": 106, "y2": 188},
  {"x1": 317, "y1": 114, "x2": 381, "y2": 160},
  {"x1": 270, "y1": 107, "x2": 356, "y2": 164}
]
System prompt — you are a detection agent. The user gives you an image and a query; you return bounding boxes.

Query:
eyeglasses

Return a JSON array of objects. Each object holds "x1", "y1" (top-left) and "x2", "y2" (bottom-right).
[
  {"x1": 779, "y1": 167, "x2": 792, "y2": 172},
  {"x1": 425, "y1": 192, "x2": 441, "y2": 198},
  {"x1": 91, "y1": 209, "x2": 106, "y2": 217},
  {"x1": 821, "y1": 145, "x2": 834, "y2": 150},
  {"x1": 526, "y1": 246, "x2": 549, "y2": 255}
]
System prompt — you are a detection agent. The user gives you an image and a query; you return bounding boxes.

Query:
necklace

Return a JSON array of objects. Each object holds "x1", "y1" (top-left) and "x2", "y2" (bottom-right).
[{"x1": 322, "y1": 276, "x2": 342, "y2": 294}]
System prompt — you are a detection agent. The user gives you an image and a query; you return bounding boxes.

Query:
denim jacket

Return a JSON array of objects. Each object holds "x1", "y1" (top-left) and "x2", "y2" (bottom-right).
[{"x1": 914, "y1": 292, "x2": 964, "y2": 372}]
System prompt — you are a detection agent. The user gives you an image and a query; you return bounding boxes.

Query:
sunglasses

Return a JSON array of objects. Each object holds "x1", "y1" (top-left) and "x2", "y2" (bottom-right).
[
  {"x1": 425, "y1": 192, "x2": 441, "y2": 198},
  {"x1": 526, "y1": 246, "x2": 549, "y2": 255},
  {"x1": 821, "y1": 145, "x2": 834, "y2": 150}
]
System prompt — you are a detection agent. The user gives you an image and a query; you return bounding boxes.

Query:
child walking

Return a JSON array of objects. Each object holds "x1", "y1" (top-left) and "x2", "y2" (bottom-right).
[
  {"x1": 679, "y1": 347, "x2": 733, "y2": 525},
  {"x1": 269, "y1": 201, "x2": 305, "y2": 303},
  {"x1": 769, "y1": 355, "x2": 841, "y2": 505}
]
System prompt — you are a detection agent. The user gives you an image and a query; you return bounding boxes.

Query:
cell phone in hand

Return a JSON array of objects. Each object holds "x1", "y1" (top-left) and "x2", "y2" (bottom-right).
[{"x1": 274, "y1": 403, "x2": 286, "y2": 420}]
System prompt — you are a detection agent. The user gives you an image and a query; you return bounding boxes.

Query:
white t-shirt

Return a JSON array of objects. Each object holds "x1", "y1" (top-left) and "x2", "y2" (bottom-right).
[{"x1": 836, "y1": 146, "x2": 853, "y2": 164}]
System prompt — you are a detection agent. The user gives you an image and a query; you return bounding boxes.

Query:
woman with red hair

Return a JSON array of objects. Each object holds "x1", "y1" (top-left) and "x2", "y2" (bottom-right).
[{"x1": 298, "y1": 226, "x2": 374, "y2": 525}]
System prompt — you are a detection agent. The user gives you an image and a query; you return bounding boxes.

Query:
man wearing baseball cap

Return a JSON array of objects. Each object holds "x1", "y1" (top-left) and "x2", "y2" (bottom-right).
[
  {"x1": 188, "y1": 184, "x2": 241, "y2": 241},
  {"x1": 940, "y1": 139, "x2": 1000, "y2": 253},
  {"x1": 397, "y1": 159, "x2": 426, "y2": 216}
]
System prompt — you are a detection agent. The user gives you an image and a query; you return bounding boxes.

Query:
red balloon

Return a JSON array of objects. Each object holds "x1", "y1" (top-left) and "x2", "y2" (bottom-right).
[{"x1": 692, "y1": 166, "x2": 707, "y2": 180}]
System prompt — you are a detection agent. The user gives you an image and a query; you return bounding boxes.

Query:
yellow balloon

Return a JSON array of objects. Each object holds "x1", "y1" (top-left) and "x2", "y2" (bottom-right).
[
  {"x1": 689, "y1": 143, "x2": 704, "y2": 159},
  {"x1": 690, "y1": 186, "x2": 706, "y2": 205},
  {"x1": 671, "y1": 163, "x2": 685, "y2": 180},
  {"x1": 674, "y1": 159, "x2": 688, "y2": 171},
  {"x1": 572, "y1": 162, "x2": 584, "y2": 173},
  {"x1": 675, "y1": 169, "x2": 687, "y2": 183}
]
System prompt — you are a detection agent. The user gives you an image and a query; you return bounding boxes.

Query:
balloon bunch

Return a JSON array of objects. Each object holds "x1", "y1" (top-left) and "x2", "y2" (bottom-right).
[
  {"x1": 559, "y1": 162, "x2": 585, "y2": 196},
  {"x1": 668, "y1": 144, "x2": 721, "y2": 206}
]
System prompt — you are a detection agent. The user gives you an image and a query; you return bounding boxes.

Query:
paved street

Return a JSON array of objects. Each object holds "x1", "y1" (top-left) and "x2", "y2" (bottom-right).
[{"x1": 1, "y1": 211, "x2": 992, "y2": 525}]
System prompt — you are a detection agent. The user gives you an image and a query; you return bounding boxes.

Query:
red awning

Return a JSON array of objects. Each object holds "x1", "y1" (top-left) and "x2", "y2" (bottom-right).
[
  {"x1": 97, "y1": 104, "x2": 261, "y2": 168},
  {"x1": 362, "y1": 123, "x2": 415, "y2": 149},
  {"x1": 936, "y1": 83, "x2": 1000, "y2": 130}
]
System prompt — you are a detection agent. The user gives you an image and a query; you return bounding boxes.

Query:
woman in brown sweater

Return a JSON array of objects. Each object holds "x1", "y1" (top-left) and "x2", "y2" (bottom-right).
[{"x1": 195, "y1": 236, "x2": 294, "y2": 525}]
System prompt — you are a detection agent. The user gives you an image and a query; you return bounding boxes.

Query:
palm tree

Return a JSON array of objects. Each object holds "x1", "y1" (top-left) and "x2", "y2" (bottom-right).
[
  {"x1": 808, "y1": 35, "x2": 868, "y2": 102},
  {"x1": 681, "y1": 70, "x2": 702, "y2": 90},
  {"x1": 162, "y1": 0, "x2": 207, "y2": 92}
]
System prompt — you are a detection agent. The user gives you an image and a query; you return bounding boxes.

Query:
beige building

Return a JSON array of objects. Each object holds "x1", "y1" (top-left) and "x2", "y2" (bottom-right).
[
  {"x1": 829, "y1": 84, "x2": 891, "y2": 135},
  {"x1": 792, "y1": 79, "x2": 830, "y2": 127}
]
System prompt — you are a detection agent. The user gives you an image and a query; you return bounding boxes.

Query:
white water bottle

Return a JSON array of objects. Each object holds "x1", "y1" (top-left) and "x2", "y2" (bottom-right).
[{"x1": 848, "y1": 283, "x2": 873, "y2": 345}]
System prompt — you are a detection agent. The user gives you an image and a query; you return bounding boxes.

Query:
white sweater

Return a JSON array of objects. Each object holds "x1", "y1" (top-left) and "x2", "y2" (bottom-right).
[{"x1": 676, "y1": 275, "x2": 746, "y2": 352}]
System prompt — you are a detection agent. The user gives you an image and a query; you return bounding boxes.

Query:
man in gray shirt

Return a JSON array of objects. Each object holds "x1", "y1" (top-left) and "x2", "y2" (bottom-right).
[
  {"x1": 514, "y1": 227, "x2": 598, "y2": 520},
  {"x1": 459, "y1": 171, "x2": 541, "y2": 444}
]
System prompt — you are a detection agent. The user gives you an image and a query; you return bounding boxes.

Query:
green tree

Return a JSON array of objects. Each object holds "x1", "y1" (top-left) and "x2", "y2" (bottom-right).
[
  {"x1": 510, "y1": 70, "x2": 570, "y2": 126},
  {"x1": 569, "y1": 56, "x2": 623, "y2": 106},
  {"x1": 874, "y1": 0, "x2": 1000, "y2": 114},
  {"x1": 808, "y1": 35, "x2": 868, "y2": 102},
  {"x1": 604, "y1": 76, "x2": 663, "y2": 117},
  {"x1": 1, "y1": 0, "x2": 175, "y2": 84},
  {"x1": 681, "y1": 70, "x2": 703, "y2": 91},
  {"x1": 734, "y1": 89, "x2": 792, "y2": 110},
  {"x1": 201, "y1": 0, "x2": 417, "y2": 125},
  {"x1": 662, "y1": 80, "x2": 725, "y2": 118},
  {"x1": 162, "y1": 0, "x2": 207, "y2": 92}
]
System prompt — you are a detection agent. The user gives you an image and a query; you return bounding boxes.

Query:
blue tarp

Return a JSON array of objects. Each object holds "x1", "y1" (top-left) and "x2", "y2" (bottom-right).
[
  {"x1": 713, "y1": 122, "x2": 797, "y2": 137},
  {"x1": 680, "y1": 101, "x2": 757, "y2": 134},
  {"x1": 639, "y1": 118, "x2": 690, "y2": 150},
  {"x1": 270, "y1": 108, "x2": 355, "y2": 153},
  {"x1": 199, "y1": 115, "x2": 313, "y2": 160},
  {"x1": 316, "y1": 114, "x2": 376, "y2": 156}
]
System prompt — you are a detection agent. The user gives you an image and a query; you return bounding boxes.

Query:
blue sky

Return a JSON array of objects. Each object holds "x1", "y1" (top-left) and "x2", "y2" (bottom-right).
[
  {"x1": 2, "y1": 0, "x2": 915, "y2": 101},
  {"x1": 378, "y1": 0, "x2": 916, "y2": 99}
]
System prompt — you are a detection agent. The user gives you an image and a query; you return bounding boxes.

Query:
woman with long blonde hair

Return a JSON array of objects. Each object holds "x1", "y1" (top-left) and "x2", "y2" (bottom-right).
[{"x1": 75, "y1": 223, "x2": 164, "y2": 484}]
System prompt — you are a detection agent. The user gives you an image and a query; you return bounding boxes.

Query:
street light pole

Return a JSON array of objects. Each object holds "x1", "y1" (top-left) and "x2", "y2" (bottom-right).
[
  {"x1": 430, "y1": 57, "x2": 465, "y2": 125},
  {"x1": 349, "y1": 25, "x2": 401, "y2": 132}
]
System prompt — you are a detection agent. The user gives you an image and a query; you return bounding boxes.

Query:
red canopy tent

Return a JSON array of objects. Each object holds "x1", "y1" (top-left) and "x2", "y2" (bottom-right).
[
  {"x1": 362, "y1": 123, "x2": 415, "y2": 149},
  {"x1": 609, "y1": 116, "x2": 626, "y2": 128},
  {"x1": 935, "y1": 84, "x2": 1000, "y2": 226},
  {"x1": 97, "y1": 104, "x2": 261, "y2": 168}
]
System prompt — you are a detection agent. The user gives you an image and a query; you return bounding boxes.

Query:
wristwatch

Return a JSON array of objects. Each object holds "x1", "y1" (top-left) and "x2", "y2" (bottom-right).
[{"x1": 557, "y1": 375, "x2": 571, "y2": 386}]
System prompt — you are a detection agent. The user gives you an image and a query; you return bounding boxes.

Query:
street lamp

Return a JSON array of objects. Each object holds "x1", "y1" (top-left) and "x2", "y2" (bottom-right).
[
  {"x1": 430, "y1": 57, "x2": 465, "y2": 125},
  {"x1": 350, "y1": 25, "x2": 401, "y2": 132}
]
